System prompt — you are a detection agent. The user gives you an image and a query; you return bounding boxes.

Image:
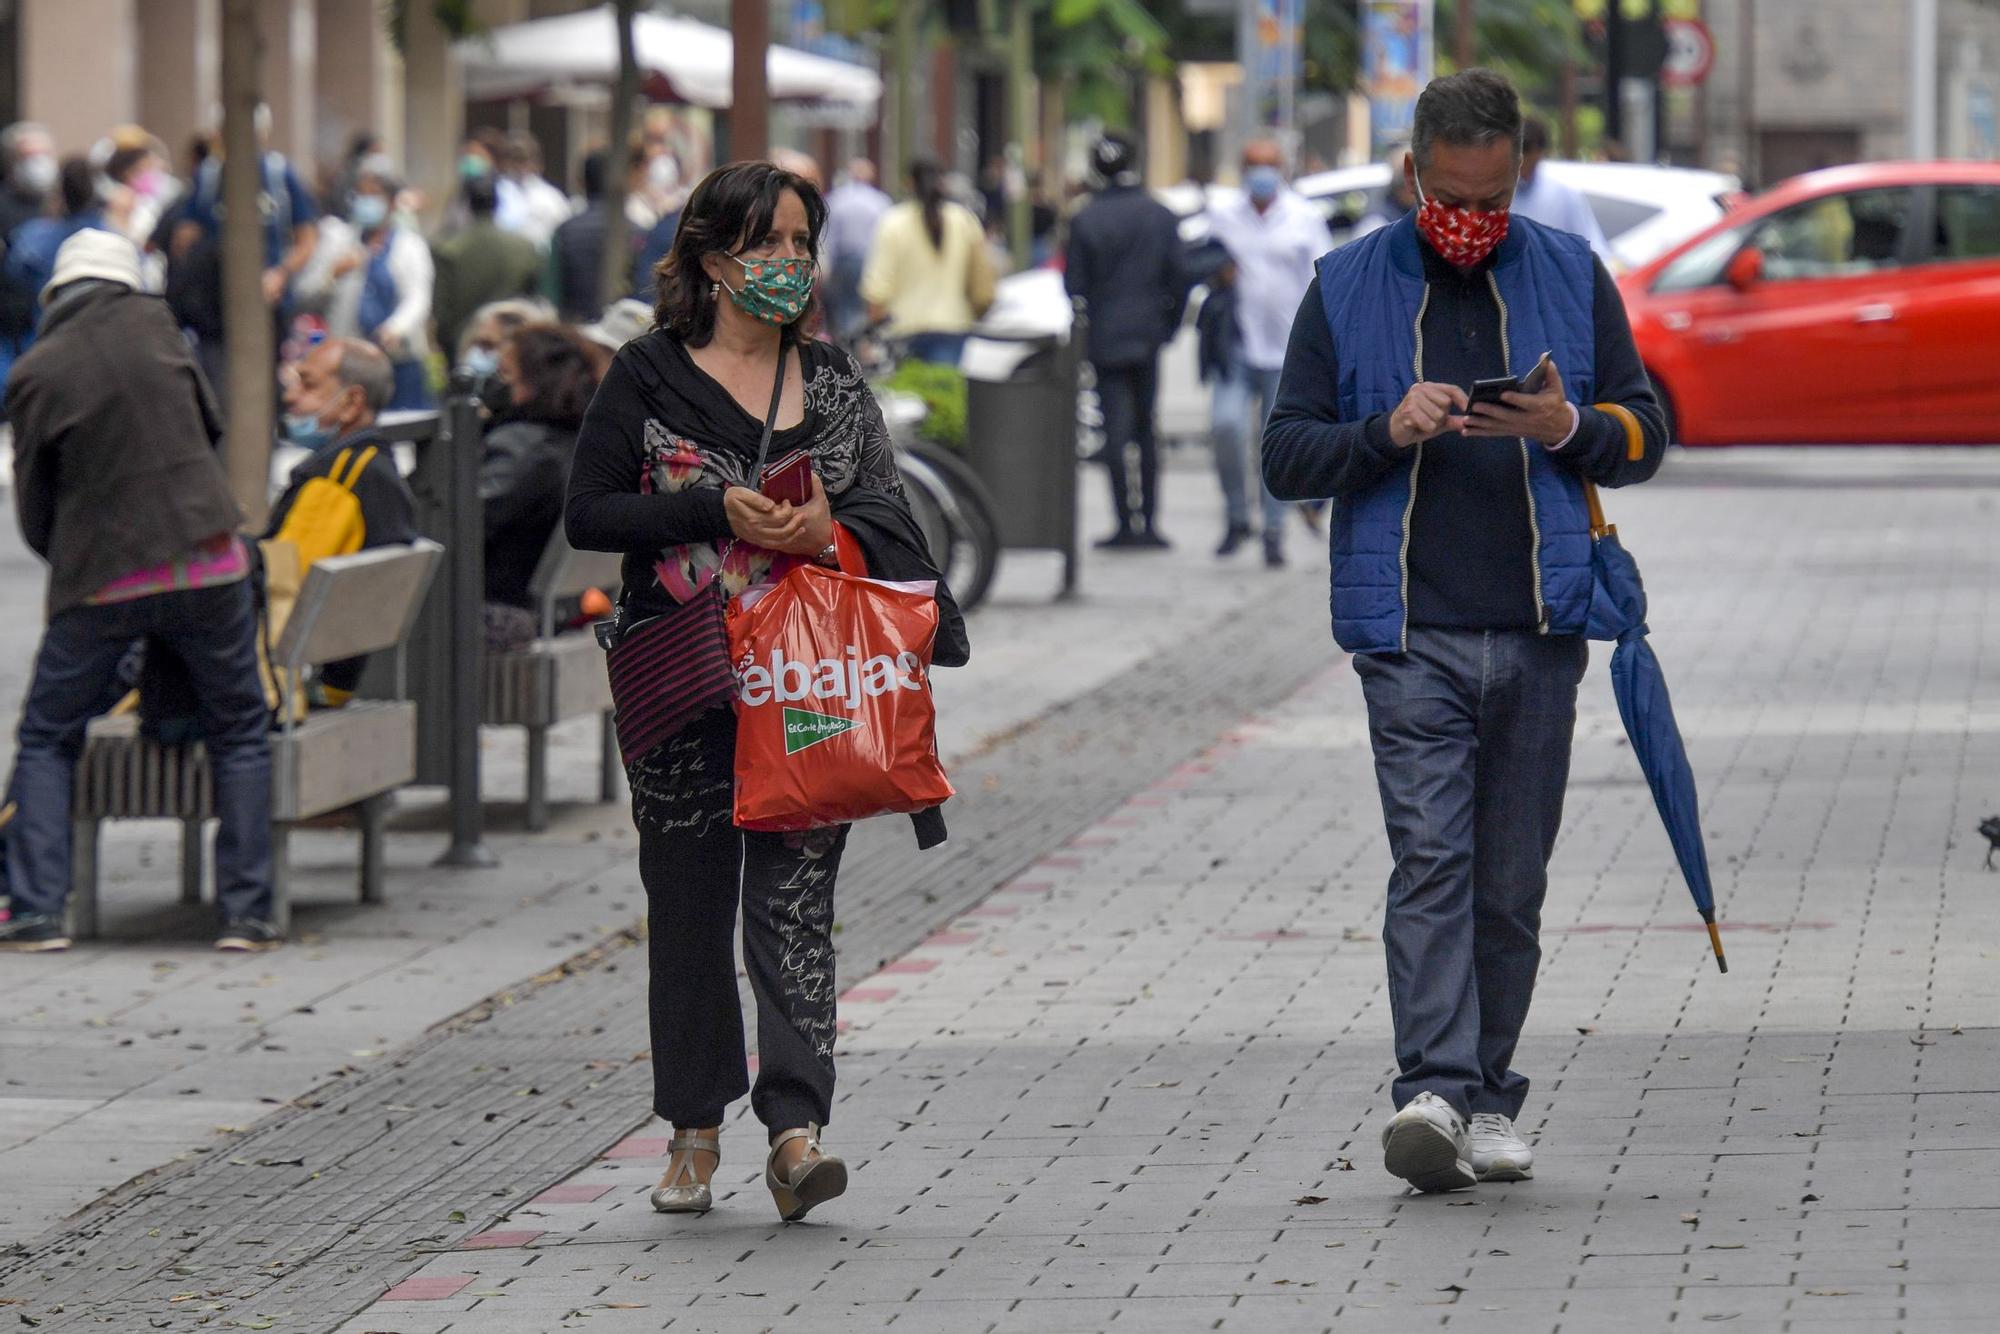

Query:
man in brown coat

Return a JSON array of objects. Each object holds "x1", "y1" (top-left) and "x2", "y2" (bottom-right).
[{"x1": 0, "y1": 230, "x2": 278, "y2": 953}]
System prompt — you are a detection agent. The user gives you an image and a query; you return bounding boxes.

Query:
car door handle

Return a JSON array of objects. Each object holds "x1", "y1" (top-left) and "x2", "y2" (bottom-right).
[
  {"x1": 1700, "y1": 326, "x2": 1740, "y2": 344},
  {"x1": 1854, "y1": 303, "x2": 1896, "y2": 323}
]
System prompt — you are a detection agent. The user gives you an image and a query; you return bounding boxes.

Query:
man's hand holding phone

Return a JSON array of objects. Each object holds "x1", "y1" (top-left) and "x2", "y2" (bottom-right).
[
  {"x1": 1464, "y1": 354, "x2": 1571, "y2": 446},
  {"x1": 1389, "y1": 382, "x2": 1471, "y2": 449}
]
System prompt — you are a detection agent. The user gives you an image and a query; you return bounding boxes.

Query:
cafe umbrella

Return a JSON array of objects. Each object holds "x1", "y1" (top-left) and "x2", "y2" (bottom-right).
[{"x1": 1583, "y1": 482, "x2": 1727, "y2": 973}]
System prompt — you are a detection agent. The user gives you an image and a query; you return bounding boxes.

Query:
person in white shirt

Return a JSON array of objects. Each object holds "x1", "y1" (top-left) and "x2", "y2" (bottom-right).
[
  {"x1": 1509, "y1": 117, "x2": 1611, "y2": 263},
  {"x1": 500, "y1": 133, "x2": 576, "y2": 253},
  {"x1": 1203, "y1": 141, "x2": 1336, "y2": 567},
  {"x1": 822, "y1": 159, "x2": 893, "y2": 342}
]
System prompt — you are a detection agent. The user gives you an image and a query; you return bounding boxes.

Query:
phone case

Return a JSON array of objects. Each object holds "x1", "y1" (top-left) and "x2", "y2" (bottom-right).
[{"x1": 760, "y1": 449, "x2": 813, "y2": 505}]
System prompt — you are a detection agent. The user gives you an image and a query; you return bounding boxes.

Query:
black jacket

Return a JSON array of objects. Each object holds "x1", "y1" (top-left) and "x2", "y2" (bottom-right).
[
  {"x1": 550, "y1": 202, "x2": 610, "y2": 323},
  {"x1": 0, "y1": 185, "x2": 46, "y2": 342},
  {"x1": 479, "y1": 416, "x2": 575, "y2": 609},
  {"x1": 1062, "y1": 184, "x2": 1187, "y2": 368},
  {"x1": 8, "y1": 283, "x2": 239, "y2": 618},
  {"x1": 831, "y1": 484, "x2": 970, "y2": 853}
]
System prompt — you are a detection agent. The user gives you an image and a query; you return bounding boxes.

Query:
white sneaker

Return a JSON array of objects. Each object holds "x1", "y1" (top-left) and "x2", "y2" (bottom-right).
[
  {"x1": 1468, "y1": 1112, "x2": 1534, "y2": 1182},
  {"x1": 1380, "y1": 1092, "x2": 1477, "y2": 1193}
]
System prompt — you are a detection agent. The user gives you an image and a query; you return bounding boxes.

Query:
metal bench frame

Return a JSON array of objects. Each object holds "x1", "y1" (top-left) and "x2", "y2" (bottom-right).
[
  {"x1": 68, "y1": 541, "x2": 443, "y2": 938},
  {"x1": 481, "y1": 527, "x2": 622, "y2": 831}
]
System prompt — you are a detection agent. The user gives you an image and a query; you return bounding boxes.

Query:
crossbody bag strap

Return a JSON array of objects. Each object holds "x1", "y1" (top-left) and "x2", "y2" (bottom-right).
[{"x1": 749, "y1": 343, "x2": 790, "y2": 481}]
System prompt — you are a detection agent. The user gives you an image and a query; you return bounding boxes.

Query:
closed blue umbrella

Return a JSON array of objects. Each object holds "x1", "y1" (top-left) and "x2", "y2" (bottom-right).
[{"x1": 1584, "y1": 483, "x2": 1727, "y2": 973}]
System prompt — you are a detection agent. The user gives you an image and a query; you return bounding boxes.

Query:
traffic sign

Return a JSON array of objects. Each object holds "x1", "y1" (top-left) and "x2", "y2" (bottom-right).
[{"x1": 1662, "y1": 17, "x2": 1715, "y2": 88}]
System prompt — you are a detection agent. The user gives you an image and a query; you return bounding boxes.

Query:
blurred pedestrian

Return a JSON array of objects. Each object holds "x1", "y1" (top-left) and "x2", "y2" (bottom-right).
[
  {"x1": 479, "y1": 324, "x2": 598, "y2": 652},
  {"x1": 861, "y1": 158, "x2": 995, "y2": 365},
  {"x1": 0, "y1": 230, "x2": 275, "y2": 954},
  {"x1": 1064, "y1": 133, "x2": 1186, "y2": 550},
  {"x1": 2, "y1": 159, "x2": 112, "y2": 353},
  {"x1": 1262, "y1": 70, "x2": 1666, "y2": 1193},
  {"x1": 432, "y1": 173, "x2": 542, "y2": 361},
  {"x1": 97, "y1": 131, "x2": 178, "y2": 254},
  {"x1": 1512, "y1": 118, "x2": 1610, "y2": 262},
  {"x1": 456, "y1": 296, "x2": 555, "y2": 378},
  {"x1": 1203, "y1": 140, "x2": 1335, "y2": 566},
  {"x1": 547, "y1": 148, "x2": 647, "y2": 324},
  {"x1": 566, "y1": 160, "x2": 947, "y2": 1223},
  {"x1": 501, "y1": 132, "x2": 574, "y2": 252},
  {"x1": 325, "y1": 130, "x2": 384, "y2": 217},
  {"x1": 0, "y1": 123, "x2": 59, "y2": 412},
  {"x1": 269, "y1": 338, "x2": 420, "y2": 707},
  {"x1": 1354, "y1": 145, "x2": 1418, "y2": 237},
  {"x1": 295, "y1": 165, "x2": 434, "y2": 409},
  {"x1": 821, "y1": 158, "x2": 890, "y2": 343}
]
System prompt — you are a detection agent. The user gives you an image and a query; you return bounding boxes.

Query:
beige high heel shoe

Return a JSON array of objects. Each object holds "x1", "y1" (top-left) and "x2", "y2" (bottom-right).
[
  {"x1": 650, "y1": 1130, "x2": 720, "y2": 1214},
  {"x1": 765, "y1": 1124, "x2": 847, "y2": 1222}
]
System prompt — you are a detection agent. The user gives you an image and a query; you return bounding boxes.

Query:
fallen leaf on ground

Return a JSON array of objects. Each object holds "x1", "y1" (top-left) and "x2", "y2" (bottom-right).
[
  {"x1": 1136, "y1": 1082, "x2": 1181, "y2": 1089},
  {"x1": 447, "y1": 1210, "x2": 467, "y2": 1224},
  {"x1": 1576, "y1": 1026, "x2": 1596, "y2": 1035},
  {"x1": 1335, "y1": 1158, "x2": 1356, "y2": 1171},
  {"x1": 1805, "y1": 1290, "x2": 1851, "y2": 1297},
  {"x1": 1292, "y1": 1195, "x2": 1327, "y2": 1206},
  {"x1": 1447, "y1": 1200, "x2": 1479, "y2": 1207},
  {"x1": 1801, "y1": 1194, "x2": 1821, "y2": 1203},
  {"x1": 1705, "y1": 1243, "x2": 1744, "y2": 1250},
  {"x1": 1681, "y1": 1213, "x2": 1700, "y2": 1225}
]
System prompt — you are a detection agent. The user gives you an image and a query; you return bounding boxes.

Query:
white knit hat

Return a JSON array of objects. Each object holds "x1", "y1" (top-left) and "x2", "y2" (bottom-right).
[{"x1": 43, "y1": 228, "x2": 143, "y2": 302}]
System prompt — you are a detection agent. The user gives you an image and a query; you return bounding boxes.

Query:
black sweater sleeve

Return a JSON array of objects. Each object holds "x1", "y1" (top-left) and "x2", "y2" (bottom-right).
[
  {"x1": 1548, "y1": 259, "x2": 1668, "y2": 488},
  {"x1": 563, "y1": 352, "x2": 732, "y2": 554},
  {"x1": 1261, "y1": 277, "x2": 1402, "y2": 501}
]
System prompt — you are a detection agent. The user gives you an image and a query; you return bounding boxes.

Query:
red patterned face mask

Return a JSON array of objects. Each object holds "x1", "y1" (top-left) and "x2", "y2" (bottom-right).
[{"x1": 1413, "y1": 168, "x2": 1510, "y2": 268}]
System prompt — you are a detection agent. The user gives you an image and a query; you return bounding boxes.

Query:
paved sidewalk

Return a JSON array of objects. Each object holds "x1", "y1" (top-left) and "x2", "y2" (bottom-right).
[
  {"x1": 331, "y1": 448, "x2": 2000, "y2": 1334},
  {"x1": 0, "y1": 465, "x2": 1316, "y2": 1244}
]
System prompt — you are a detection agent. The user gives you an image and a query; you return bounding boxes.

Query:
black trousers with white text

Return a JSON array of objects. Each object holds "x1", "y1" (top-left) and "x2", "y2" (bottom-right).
[{"x1": 631, "y1": 706, "x2": 848, "y2": 1135}]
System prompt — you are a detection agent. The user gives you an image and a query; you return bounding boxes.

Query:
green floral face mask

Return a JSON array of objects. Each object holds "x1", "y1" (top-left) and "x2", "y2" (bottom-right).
[{"x1": 722, "y1": 254, "x2": 815, "y2": 326}]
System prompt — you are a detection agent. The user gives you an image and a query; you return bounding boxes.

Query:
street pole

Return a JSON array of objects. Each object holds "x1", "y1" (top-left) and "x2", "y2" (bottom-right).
[
  {"x1": 891, "y1": 0, "x2": 919, "y2": 189},
  {"x1": 599, "y1": 0, "x2": 639, "y2": 309},
  {"x1": 732, "y1": 0, "x2": 771, "y2": 161},
  {"x1": 1007, "y1": 0, "x2": 1033, "y2": 270},
  {"x1": 1738, "y1": 0, "x2": 1756, "y2": 183},
  {"x1": 1604, "y1": 0, "x2": 1626, "y2": 148},
  {"x1": 219, "y1": 0, "x2": 272, "y2": 531},
  {"x1": 1455, "y1": 0, "x2": 1476, "y2": 69},
  {"x1": 1909, "y1": 0, "x2": 1939, "y2": 158}
]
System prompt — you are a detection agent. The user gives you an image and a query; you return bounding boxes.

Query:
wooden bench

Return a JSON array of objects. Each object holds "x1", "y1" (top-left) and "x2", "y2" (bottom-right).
[
  {"x1": 68, "y1": 541, "x2": 443, "y2": 938},
  {"x1": 481, "y1": 529, "x2": 623, "y2": 831}
]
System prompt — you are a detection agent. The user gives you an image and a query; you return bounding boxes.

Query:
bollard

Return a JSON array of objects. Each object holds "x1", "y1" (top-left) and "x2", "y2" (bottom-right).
[{"x1": 434, "y1": 375, "x2": 497, "y2": 868}]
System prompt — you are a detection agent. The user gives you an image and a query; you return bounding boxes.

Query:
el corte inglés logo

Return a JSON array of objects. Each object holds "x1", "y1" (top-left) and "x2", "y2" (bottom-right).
[{"x1": 782, "y1": 707, "x2": 864, "y2": 755}]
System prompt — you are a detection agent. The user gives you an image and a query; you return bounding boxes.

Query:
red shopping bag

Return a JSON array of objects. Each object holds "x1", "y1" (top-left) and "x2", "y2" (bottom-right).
[{"x1": 727, "y1": 558, "x2": 954, "y2": 832}]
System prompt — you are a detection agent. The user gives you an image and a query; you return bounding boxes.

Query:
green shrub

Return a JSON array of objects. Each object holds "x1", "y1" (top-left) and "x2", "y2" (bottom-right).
[{"x1": 884, "y1": 360, "x2": 967, "y2": 451}]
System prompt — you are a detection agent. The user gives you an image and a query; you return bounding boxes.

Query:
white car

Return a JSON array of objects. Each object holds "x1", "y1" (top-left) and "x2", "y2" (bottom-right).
[{"x1": 1288, "y1": 158, "x2": 1743, "y2": 272}]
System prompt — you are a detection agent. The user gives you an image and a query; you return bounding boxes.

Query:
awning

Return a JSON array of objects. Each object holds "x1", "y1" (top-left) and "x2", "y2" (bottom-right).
[{"x1": 456, "y1": 9, "x2": 881, "y2": 115}]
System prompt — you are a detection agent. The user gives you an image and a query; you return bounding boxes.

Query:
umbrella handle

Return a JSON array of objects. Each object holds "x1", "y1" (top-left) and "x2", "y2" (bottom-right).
[
  {"x1": 1701, "y1": 910, "x2": 1728, "y2": 974},
  {"x1": 1584, "y1": 481, "x2": 1612, "y2": 540}
]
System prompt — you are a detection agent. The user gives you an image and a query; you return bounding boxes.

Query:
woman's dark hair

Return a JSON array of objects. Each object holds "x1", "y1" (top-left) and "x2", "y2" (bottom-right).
[
  {"x1": 909, "y1": 157, "x2": 946, "y2": 251},
  {"x1": 653, "y1": 160, "x2": 828, "y2": 347},
  {"x1": 504, "y1": 323, "x2": 599, "y2": 429}
]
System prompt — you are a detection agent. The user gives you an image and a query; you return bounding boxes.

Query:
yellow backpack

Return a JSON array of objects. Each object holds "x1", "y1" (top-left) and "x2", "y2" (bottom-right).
[{"x1": 258, "y1": 446, "x2": 380, "y2": 715}]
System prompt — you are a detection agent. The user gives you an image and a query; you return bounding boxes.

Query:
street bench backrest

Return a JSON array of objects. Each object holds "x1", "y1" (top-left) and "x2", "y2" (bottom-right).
[
  {"x1": 274, "y1": 540, "x2": 446, "y2": 673},
  {"x1": 527, "y1": 527, "x2": 625, "y2": 638}
]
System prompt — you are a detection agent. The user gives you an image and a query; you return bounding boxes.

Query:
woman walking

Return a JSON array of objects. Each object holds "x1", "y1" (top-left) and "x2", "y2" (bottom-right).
[
  {"x1": 859, "y1": 159, "x2": 996, "y2": 365},
  {"x1": 565, "y1": 161, "x2": 917, "y2": 1222}
]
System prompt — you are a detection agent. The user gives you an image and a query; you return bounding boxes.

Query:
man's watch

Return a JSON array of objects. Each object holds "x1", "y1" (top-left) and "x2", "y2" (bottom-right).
[{"x1": 814, "y1": 542, "x2": 839, "y2": 567}]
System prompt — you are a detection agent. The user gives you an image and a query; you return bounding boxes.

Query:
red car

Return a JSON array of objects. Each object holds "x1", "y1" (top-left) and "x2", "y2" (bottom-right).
[{"x1": 1618, "y1": 162, "x2": 2000, "y2": 444}]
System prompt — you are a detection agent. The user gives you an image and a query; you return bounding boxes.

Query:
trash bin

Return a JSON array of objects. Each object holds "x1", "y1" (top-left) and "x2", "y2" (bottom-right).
[{"x1": 961, "y1": 329, "x2": 1082, "y2": 596}]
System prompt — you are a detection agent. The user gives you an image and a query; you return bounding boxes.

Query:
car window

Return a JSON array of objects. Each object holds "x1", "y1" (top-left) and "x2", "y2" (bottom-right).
[
  {"x1": 1651, "y1": 224, "x2": 1751, "y2": 293},
  {"x1": 1749, "y1": 188, "x2": 1916, "y2": 281},
  {"x1": 1583, "y1": 194, "x2": 1663, "y2": 241},
  {"x1": 1930, "y1": 185, "x2": 2000, "y2": 262}
]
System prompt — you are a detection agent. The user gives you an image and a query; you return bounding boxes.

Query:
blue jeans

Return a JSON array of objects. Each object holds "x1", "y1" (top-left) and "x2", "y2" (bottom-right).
[
  {"x1": 1210, "y1": 361, "x2": 1287, "y2": 548},
  {"x1": 7, "y1": 580, "x2": 274, "y2": 925},
  {"x1": 1353, "y1": 627, "x2": 1588, "y2": 1119},
  {"x1": 906, "y1": 332, "x2": 968, "y2": 366}
]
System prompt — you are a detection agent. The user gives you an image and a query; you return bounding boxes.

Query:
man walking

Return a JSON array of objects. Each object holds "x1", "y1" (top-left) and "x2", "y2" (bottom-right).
[
  {"x1": 1511, "y1": 117, "x2": 1611, "y2": 262},
  {"x1": 433, "y1": 174, "x2": 541, "y2": 358},
  {"x1": 822, "y1": 158, "x2": 892, "y2": 343},
  {"x1": 0, "y1": 231, "x2": 278, "y2": 953},
  {"x1": 1064, "y1": 133, "x2": 1186, "y2": 549},
  {"x1": 1262, "y1": 71, "x2": 1664, "y2": 1191},
  {"x1": 1204, "y1": 141, "x2": 1334, "y2": 566}
]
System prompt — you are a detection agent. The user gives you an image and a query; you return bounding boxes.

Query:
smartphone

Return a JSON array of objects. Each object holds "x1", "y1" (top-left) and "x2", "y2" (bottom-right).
[
  {"x1": 759, "y1": 449, "x2": 814, "y2": 506},
  {"x1": 1468, "y1": 351, "x2": 1554, "y2": 407}
]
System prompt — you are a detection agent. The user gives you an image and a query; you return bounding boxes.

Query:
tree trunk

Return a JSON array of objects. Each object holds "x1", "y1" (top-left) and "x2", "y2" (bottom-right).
[
  {"x1": 1455, "y1": 0, "x2": 1476, "y2": 69},
  {"x1": 731, "y1": 0, "x2": 771, "y2": 162},
  {"x1": 1007, "y1": 0, "x2": 1033, "y2": 270},
  {"x1": 221, "y1": 0, "x2": 272, "y2": 530},
  {"x1": 598, "y1": 0, "x2": 641, "y2": 311}
]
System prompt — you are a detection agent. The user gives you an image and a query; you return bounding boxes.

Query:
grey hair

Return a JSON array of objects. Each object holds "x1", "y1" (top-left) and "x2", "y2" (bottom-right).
[
  {"x1": 327, "y1": 337, "x2": 395, "y2": 414},
  {"x1": 1, "y1": 122, "x2": 51, "y2": 167},
  {"x1": 1411, "y1": 69, "x2": 1523, "y2": 173}
]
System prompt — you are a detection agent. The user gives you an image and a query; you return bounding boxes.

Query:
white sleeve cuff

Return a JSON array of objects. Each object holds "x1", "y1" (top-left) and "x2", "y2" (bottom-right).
[{"x1": 1545, "y1": 401, "x2": 1581, "y2": 451}]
